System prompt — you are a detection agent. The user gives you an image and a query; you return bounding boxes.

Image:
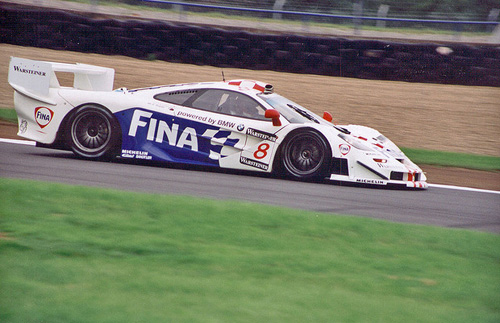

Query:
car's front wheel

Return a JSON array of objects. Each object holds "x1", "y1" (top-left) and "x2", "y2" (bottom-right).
[
  {"x1": 281, "y1": 129, "x2": 331, "y2": 180},
  {"x1": 68, "y1": 105, "x2": 120, "y2": 159}
]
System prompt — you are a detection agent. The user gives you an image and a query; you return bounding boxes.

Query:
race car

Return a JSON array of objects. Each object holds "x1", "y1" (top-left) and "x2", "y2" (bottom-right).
[{"x1": 8, "y1": 56, "x2": 427, "y2": 189}]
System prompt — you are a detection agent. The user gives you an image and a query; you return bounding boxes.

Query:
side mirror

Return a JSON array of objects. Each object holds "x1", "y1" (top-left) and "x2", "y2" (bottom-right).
[
  {"x1": 323, "y1": 111, "x2": 333, "y2": 122},
  {"x1": 265, "y1": 109, "x2": 282, "y2": 126}
]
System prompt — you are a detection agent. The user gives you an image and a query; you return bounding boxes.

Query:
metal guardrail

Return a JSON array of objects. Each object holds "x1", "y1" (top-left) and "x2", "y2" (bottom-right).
[{"x1": 140, "y1": 0, "x2": 499, "y2": 27}]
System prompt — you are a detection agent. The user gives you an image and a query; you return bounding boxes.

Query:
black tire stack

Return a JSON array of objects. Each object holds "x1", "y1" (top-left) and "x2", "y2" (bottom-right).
[{"x1": 1, "y1": 4, "x2": 499, "y2": 87}]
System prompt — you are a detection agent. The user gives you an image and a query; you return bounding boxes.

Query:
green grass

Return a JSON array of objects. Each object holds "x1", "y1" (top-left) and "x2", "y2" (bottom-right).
[
  {"x1": 1, "y1": 178, "x2": 499, "y2": 322},
  {"x1": 0, "y1": 108, "x2": 17, "y2": 123},
  {"x1": 402, "y1": 148, "x2": 500, "y2": 171}
]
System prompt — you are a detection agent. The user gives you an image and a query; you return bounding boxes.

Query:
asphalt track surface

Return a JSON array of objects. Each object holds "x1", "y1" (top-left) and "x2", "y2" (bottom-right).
[{"x1": 1, "y1": 141, "x2": 499, "y2": 233}]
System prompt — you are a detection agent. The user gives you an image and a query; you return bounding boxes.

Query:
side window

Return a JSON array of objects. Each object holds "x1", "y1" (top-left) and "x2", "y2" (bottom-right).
[
  {"x1": 154, "y1": 90, "x2": 198, "y2": 105},
  {"x1": 190, "y1": 89, "x2": 225, "y2": 112},
  {"x1": 191, "y1": 90, "x2": 267, "y2": 120},
  {"x1": 224, "y1": 93, "x2": 266, "y2": 120}
]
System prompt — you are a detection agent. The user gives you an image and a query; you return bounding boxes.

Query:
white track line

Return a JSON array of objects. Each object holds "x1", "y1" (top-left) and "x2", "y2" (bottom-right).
[
  {"x1": 0, "y1": 138, "x2": 36, "y2": 146},
  {"x1": 428, "y1": 184, "x2": 500, "y2": 195},
  {"x1": 1, "y1": 137, "x2": 498, "y2": 194}
]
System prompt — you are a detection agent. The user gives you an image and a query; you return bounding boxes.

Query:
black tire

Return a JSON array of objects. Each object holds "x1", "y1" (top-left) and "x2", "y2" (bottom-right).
[
  {"x1": 68, "y1": 105, "x2": 120, "y2": 160},
  {"x1": 281, "y1": 129, "x2": 331, "y2": 180}
]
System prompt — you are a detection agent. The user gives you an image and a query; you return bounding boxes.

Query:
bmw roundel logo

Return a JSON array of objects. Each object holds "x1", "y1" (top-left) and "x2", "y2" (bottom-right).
[
  {"x1": 19, "y1": 119, "x2": 28, "y2": 134},
  {"x1": 237, "y1": 124, "x2": 245, "y2": 131}
]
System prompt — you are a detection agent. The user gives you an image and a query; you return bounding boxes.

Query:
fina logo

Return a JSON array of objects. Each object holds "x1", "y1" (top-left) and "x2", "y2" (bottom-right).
[
  {"x1": 339, "y1": 144, "x2": 351, "y2": 155},
  {"x1": 34, "y1": 107, "x2": 54, "y2": 129}
]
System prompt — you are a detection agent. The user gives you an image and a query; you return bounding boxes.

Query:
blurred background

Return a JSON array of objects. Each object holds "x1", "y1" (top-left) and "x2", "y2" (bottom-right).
[{"x1": 7, "y1": 0, "x2": 500, "y2": 37}]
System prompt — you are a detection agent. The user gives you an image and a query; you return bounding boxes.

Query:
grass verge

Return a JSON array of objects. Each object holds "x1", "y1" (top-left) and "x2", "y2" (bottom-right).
[
  {"x1": 0, "y1": 108, "x2": 17, "y2": 123},
  {"x1": 1, "y1": 178, "x2": 499, "y2": 322},
  {"x1": 402, "y1": 148, "x2": 500, "y2": 172}
]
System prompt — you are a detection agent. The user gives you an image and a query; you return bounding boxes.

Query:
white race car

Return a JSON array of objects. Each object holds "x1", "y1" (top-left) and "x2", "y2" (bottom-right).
[{"x1": 8, "y1": 57, "x2": 427, "y2": 189}]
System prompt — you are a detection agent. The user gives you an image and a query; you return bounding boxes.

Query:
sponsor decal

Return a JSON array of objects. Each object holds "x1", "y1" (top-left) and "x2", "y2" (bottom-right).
[
  {"x1": 129, "y1": 109, "x2": 199, "y2": 151},
  {"x1": 246, "y1": 128, "x2": 277, "y2": 142},
  {"x1": 120, "y1": 108, "x2": 242, "y2": 166},
  {"x1": 34, "y1": 107, "x2": 54, "y2": 129},
  {"x1": 177, "y1": 111, "x2": 236, "y2": 128},
  {"x1": 19, "y1": 119, "x2": 28, "y2": 134},
  {"x1": 177, "y1": 111, "x2": 209, "y2": 123},
  {"x1": 121, "y1": 149, "x2": 152, "y2": 160},
  {"x1": 237, "y1": 124, "x2": 245, "y2": 131},
  {"x1": 356, "y1": 179, "x2": 386, "y2": 185},
  {"x1": 13, "y1": 65, "x2": 47, "y2": 77},
  {"x1": 240, "y1": 156, "x2": 269, "y2": 171},
  {"x1": 339, "y1": 144, "x2": 351, "y2": 155},
  {"x1": 216, "y1": 120, "x2": 236, "y2": 128}
]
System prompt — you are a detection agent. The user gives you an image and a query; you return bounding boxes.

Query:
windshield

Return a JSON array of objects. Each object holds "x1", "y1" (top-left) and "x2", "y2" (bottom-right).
[{"x1": 258, "y1": 93, "x2": 325, "y2": 124}]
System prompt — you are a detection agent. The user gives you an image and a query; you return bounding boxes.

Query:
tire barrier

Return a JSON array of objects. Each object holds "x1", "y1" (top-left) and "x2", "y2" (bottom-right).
[{"x1": 2, "y1": 4, "x2": 499, "y2": 86}]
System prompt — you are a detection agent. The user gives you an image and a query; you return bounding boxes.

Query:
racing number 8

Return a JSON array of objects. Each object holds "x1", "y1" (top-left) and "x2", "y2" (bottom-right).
[{"x1": 254, "y1": 143, "x2": 270, "y2": 159}]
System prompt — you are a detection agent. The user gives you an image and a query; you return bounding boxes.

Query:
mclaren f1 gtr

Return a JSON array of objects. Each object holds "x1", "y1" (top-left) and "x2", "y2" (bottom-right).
[{"x1": 8, "y1": 57, "x2": 427, "y2": 189}]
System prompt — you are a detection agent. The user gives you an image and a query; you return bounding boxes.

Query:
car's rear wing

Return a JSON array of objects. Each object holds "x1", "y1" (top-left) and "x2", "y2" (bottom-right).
[{"x1": 8, "y1": 56, "x2": 115, "y2": 105}]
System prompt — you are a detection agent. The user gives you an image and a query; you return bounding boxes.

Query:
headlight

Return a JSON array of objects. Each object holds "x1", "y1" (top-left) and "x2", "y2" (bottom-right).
[{"x1": 338, "y1": 133, "x2": 373, "y2": 151}]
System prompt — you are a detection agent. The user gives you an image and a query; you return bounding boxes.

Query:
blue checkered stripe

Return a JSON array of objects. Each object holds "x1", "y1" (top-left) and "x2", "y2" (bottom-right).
[{"x1": 201, "y1": 128, "x2": 241, "y2": 161}]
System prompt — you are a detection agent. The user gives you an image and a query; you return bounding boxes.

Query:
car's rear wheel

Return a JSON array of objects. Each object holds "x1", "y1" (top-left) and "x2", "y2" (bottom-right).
[
  {"x1": 68, "y1": 105, "x2": 120, "y2": 159},
  {"x1": 281, "y1": 129, "x2": 331, "y2": 180}
]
